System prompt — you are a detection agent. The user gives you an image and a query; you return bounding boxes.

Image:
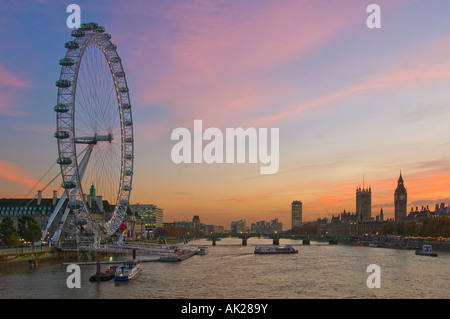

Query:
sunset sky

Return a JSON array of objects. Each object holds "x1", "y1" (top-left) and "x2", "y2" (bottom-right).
[{"x1": 2, "y1": 0, "x2": 450, "y2": 229}]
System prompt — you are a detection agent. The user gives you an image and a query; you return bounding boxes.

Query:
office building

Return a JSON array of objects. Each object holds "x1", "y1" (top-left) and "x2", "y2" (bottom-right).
[
  {"x1": 131, "y1": 204, "x2": 163, "y2": 239},
  {"x1": 292, "y1": 200, "x2": 302, "y2": 228}
]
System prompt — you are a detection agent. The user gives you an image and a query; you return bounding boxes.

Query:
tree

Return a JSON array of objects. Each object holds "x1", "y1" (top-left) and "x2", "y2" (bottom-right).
[
  {"x1": 0, "y1": 217, "x2": 16, "y2": 244},
  {"x1": 6, "y1": 232, "x2": 20, "y2": 246},
  {"x1": 419, "y1": 216, "x2": 450, "y2": 238},
  {"x1": 395, "y1": 221, "x2": 418, "y2": 236},
  {"x1": 380, "y1": 221, "x2": 395, "y2": 235},
  {"x1": 17, "y1": 216, "x2": 42, "y2": 244},
  {"x1": 155, "y1": 225, "x2": 193, "y2": 237},
  {"x1": 23, "y1": 222, "x2": 42, "y2": 243},
  {"x1": 435, "y1": 216, "x2": 450, "y2": 237},
  {"x1": 286, "y1": 223, "x2": 317, "y2": 235}
]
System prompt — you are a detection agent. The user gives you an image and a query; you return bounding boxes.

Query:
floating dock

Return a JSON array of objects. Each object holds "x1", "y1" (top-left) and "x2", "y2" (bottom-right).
[{"x1": 159, "y1": 250, "x2": 196, "y2": 262}]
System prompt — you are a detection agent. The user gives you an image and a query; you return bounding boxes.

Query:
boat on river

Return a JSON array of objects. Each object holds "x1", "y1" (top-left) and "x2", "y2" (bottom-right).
[
  {"x1": 254, "y1": 244, "x2": 298, "y2": 254},
  {"x1": 114, "y1": 260, "x2": 141, "y2": 281},
  {"x1": 89, "y1": 266, "x2": 118, "y2": 282},
  {"x1": 196, "y1": 246, "x2": 208, "y2": 255},
  {"x1": 415, "y1": 245, "x2": 438, "y2": 257}
]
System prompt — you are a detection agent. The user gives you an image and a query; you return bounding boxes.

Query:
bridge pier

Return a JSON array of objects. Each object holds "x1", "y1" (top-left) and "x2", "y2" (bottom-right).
[
  {"x1": 242, "y1": 237, "x2": 247, "y2": 246},
  {"x1": 96, "y1": 252, "x2": 102, "y2": 282},
  {"x1": 329, "y1": 239, "x2": 338, "y2": 245},
  {"x1": 212, "y1": 237, "x2": 216, "y2": 246},
  {"x1": 272, "y1": 237, "x2": 279, "y2": 245},
  {"x1": 302, "y1": 239, "x2": 310, "y2": 245}
]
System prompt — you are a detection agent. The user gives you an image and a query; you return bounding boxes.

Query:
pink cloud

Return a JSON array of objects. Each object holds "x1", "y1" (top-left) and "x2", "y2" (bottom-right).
[
  {"x1": 0, "y1": 160, "x2": 46, "y2": 195},
  {"x1": 0, "y1": 90, "x2": 27, "y2": 116},
  {"x1": 119, "y1": 1, "x2": 362, "y2": 126},
  {"x1": 243, "y1": 61, "x2": 450, "y2": 128},
  {"x1": 0, "y1": 64, "x2": 31, "y2": 116},
  {"x1": 0, "y1": 64, "x2": 31, "y2": 88}
]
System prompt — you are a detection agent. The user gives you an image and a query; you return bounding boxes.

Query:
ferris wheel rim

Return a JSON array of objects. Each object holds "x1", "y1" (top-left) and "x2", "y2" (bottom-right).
[{"x1": 54, "y1": 22, "x2": 134, "y2": 236}]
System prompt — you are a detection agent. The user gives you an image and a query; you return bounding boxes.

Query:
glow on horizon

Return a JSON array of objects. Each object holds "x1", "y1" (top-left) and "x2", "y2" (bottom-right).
[{"x1": 2, "y1": 1, "x2": 450, "y2": 229}]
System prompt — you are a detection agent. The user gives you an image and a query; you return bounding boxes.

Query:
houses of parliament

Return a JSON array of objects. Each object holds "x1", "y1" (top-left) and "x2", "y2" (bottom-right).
[{"x1": 292, "y1": 172, "x2": 447, "y2": 236}]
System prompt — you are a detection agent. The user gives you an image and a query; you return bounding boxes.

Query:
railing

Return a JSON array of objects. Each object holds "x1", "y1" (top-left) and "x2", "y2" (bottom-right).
[
  {"x1": 0, "y1": 246, "x2": 53, "y2": 256},
  {"x1": 78, "y1": 243, "x2": 180, "y2": 256}
]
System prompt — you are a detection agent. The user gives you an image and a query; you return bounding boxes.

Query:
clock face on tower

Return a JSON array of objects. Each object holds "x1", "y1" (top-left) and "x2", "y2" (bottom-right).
[{"x1": 400, "y1": 195, "x2": 405, "y2": 200}]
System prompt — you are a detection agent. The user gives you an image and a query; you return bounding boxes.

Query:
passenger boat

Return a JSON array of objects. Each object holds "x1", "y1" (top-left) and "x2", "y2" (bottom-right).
[
  {"x1": 114, "y1": 260, "x2": 142, "y2": 281},
  {"x1": 254, "y1": 244, "x2": 298, "y2": 254},
  {"x1": 89, "y1": 265, "x2": 118, "y2": 282},
  {"x1": 196, "y1": 246, "x2": 208, "y2": 255},
  {"x1": 415, "y1": 245, "x2": 438, "y2": 257}
]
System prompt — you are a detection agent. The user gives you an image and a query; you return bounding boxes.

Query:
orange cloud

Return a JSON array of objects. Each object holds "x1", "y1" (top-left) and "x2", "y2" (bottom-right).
[{"x1": 0, "y1": 160, "x2": 46, "y2": 196}]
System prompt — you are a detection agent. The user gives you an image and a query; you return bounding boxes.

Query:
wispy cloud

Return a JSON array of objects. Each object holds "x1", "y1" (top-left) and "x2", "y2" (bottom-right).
[
  {"x1": 0, "y1": 64, "x2": 31, "y2": 88},
  {"x1": 243, "y1": 62, "x2": 450, "y2": 128},
  {"x1": 0, "y1": 90, "x2": 27, "y2": 116},
  {"x1": 116, "y1": 0, "x2": 362, "y2": 128},
  {"x1": 0, "y1": 160, "x2": 46, "y2": 195},
  {"x1": 0, "y1": 64, "x2": 32, "y2": 116}
]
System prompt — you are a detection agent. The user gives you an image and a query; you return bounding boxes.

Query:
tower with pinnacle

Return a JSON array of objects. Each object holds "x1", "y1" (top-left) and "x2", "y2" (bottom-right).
[{"x1": 394, "y1": 172, "x2": 407, "y2": 222}]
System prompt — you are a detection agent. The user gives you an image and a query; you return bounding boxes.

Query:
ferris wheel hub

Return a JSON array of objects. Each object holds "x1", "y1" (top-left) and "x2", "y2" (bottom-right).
[{"x1": 75, "y1": 134, "x2": 113, "y2": 144}]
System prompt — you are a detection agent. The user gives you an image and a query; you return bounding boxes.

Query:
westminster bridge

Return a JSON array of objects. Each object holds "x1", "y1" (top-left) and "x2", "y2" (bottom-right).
[{"x1": 186, "y1": 233, "x2": 358, "y2": 246}]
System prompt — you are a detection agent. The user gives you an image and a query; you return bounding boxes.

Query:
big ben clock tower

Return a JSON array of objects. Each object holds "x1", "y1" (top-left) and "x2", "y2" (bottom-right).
[{"x1": 394, "y1": 172, "x2": 407, "y2": 222}]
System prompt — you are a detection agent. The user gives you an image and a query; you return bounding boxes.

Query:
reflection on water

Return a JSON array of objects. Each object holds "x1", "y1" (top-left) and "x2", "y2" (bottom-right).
[{"x1": 1, "y1": 238, "x2": 449, "y2": 299}]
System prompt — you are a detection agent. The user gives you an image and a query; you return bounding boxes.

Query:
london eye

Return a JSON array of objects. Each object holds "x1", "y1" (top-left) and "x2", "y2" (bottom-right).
[{"x1": 48, "y1": 22, "x2": 134, "y2": 244}]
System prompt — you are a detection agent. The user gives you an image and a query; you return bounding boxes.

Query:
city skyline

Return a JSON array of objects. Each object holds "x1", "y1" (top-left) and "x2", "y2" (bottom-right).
[{"x1": 2, "y1": 1, "x2": 450, "y2": 228}]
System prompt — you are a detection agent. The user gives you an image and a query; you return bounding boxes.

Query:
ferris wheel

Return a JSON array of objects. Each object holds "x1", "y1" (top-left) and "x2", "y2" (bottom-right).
[{"x1": 48, "y1": 22, "x2": 134, "y2": 243}]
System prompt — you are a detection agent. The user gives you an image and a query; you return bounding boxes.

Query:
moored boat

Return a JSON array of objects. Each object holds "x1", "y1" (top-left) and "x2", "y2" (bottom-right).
[
  {"x1": 114, "y1": 260, "x2": 141, "y2": 281},
  {"x1": 89, "y1": 266, "x2": 118, "y2": 282},
  {"x1": 415, "y1": 245, "x2": 438, "y2": 257},
  {"x1": 254, "y1": 244, "x2": 298, "y2": 254},
  {"x1": 354, "y1": 241, "x2": 367, "y2": 246},
  {"x1": 196, "y1": 246, "x2": 208, "y2": 255}
]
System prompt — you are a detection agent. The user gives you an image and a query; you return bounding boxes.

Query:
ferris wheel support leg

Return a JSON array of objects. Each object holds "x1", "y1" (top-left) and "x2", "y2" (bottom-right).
[
  {"x1": 42, "y1": 190, "x2": 67, "y2": 243},
  {"x1": 50, "y1": 144, "x2": 94, "y2": 244},
  {"x1": 51, "y1": 205, "x2": 71, "y2": 244}
]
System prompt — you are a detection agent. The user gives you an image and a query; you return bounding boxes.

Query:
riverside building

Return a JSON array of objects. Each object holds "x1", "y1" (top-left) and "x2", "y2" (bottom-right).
[{"x1": 292, "y1": 200, "x2": 302, "y2": 228}]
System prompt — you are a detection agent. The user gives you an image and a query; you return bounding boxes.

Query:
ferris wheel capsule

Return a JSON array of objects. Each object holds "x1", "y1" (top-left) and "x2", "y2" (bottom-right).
[
  {"x1": 55, "y1": 79, "x2": 71, "y2": 88},
  {"x1": 95, "y1": 26, "x2": 105, "y2": 33},
  {"x1": 65, "y1": 41, "x2": 79, "y2": 50},
  {"x1": 71, "y1": 29, "x2": 85, "y2": 37},
  {"x1": 105, "y1": 43, "x2": 117, "y2": 50},
  {"x1": 61, "y1": 181, "x2": 76, "y2": 189},
  {"x1": 54, "y1": 131, "x2": 70, "y2": 139},
  {"x1": 59, "y1": 58, "x2": 75, "y2": 66},
  {"x1": 54, "y1": 104, "x2": 70, "y2": 113},
  {"x1": 56, "y1": 157, "x2": 72, "y2": 165}
]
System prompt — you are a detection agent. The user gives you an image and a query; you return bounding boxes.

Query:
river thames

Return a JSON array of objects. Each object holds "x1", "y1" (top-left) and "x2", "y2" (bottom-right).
[{"x1": 0, "y1": 238, "x2": 449, "y2": 299}]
